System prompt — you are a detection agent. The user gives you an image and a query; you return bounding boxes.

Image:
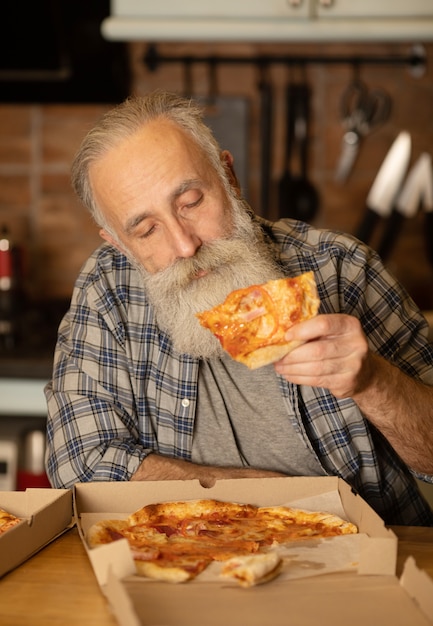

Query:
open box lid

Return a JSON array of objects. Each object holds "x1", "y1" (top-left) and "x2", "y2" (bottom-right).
[{"x1": 104, "y1": 560, "x2": 433, "y2": 626}]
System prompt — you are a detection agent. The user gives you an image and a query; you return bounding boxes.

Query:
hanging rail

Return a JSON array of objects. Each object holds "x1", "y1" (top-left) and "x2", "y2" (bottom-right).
[{"x1": 143, "y1": 43, "x2": 426, "y2": 75}]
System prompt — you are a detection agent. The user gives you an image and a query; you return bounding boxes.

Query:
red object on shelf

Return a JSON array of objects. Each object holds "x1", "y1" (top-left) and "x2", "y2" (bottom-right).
[
  {"x1": 17, "y1": 430, "x2": 51, "y2": 490},
  {"x1": 0, "y1": 229, "x2": 12, "y2": 280},
  {"x1": 0, "y1": 250, "x2": 12, "y2": 279},
  {"x1": 16, "y1": 471, "x2": 51, "y2": 490}
]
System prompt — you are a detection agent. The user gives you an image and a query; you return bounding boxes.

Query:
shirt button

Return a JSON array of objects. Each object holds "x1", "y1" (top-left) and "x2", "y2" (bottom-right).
[{"x1": 181, "y1": 398, "x2": 190, "y2": 408}]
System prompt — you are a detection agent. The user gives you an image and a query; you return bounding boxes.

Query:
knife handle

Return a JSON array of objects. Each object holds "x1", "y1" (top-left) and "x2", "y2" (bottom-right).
[
  {"x1": 377, "y1": 211, "x2": 404, "y2": 262},
  {"x1": 355, "y1": 209, "x2": 380, "y2": 244}
]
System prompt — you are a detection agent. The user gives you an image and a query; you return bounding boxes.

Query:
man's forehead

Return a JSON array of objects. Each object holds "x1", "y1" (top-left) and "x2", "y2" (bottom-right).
[{"x1": 136, "y1": 118, "x2": 196, "y2": 150}]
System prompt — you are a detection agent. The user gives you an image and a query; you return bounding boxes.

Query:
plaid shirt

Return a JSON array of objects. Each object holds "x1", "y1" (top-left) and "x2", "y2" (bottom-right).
[{"x1": 45, "y1": 217, "x2": 433, "y2": 525}]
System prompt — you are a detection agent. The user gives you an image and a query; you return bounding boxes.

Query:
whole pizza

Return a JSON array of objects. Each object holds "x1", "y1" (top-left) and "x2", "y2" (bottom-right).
[{"x1": 87, "y1": 499, "x2": 357, "y2": 587}]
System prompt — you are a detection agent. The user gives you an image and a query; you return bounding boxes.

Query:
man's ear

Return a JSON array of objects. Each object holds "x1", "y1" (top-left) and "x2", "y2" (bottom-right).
[
  {"x1": 221, "y1": 150, "x2": 241, "y2": 195},
  {"x1": 99, "y1": 229, "x2": 127, "y2": 255}
]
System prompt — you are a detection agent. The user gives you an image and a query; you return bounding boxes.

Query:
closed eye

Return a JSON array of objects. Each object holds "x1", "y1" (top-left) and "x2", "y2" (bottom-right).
[
  {"x1": 139, "y1": 224, "x2": 157, "y2": 239},
  {"x1": 183, "y1": 195, "x2": 203, "y2": 210}
]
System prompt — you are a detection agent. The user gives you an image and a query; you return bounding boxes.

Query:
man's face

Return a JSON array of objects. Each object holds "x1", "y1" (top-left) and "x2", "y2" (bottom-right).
[
  {"x1": 90, "y1": 119, "x2": 234, "y2": 274},
  {"x1": 89, "y1": 118, "x2": 282, "y2": 358}
]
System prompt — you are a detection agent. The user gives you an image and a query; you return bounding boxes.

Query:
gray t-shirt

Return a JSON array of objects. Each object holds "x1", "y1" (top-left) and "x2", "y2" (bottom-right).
[{"x1": 192, "y1": 355, "x2": 325, "y2": 476}]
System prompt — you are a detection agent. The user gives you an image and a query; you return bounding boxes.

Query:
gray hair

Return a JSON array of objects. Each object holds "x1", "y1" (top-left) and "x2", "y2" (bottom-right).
[{"x1": 71, "y1": 91, "x2": 228, "y2": 233}]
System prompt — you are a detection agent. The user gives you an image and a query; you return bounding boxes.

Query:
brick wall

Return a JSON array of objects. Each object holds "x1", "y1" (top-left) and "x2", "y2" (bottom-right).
[
  {"x1": 1, "y1": 41, "x2": 432, "y2": 309},
  {"x1": 0, "y1": 104, "x2": 109, "y2": 300}
]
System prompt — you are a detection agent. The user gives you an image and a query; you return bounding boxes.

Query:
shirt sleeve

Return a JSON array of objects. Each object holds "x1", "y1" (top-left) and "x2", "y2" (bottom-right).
[
  {"x1": 274, "y1": 219, "x2": 433, "y2": 383},
  {"x1": 45, "y1": 252, "x2": 152, "y2": 489},
  {"x1": 316, "y1": 231, "x2": 433, "y2": 483},
  {"x1": 330, "y1": 236, "x2": 433, "y2": 384}
]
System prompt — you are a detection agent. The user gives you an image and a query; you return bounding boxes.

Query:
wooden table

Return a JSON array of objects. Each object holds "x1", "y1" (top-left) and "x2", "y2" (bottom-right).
[
  {"x1": 0, "y1": 526, "x2": 432, "y2": 626},
  {"x1": 0, "y1": 528, "x2": 117, "y2": 626}
]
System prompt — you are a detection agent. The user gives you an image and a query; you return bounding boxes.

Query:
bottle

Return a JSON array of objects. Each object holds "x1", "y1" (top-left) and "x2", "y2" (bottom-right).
[
  {"x1": 0, "y1": 225, "x2": 16, "y2": 350},
  {"x1": 17, "y1": 430, "x2": 51, "y2": 490}
]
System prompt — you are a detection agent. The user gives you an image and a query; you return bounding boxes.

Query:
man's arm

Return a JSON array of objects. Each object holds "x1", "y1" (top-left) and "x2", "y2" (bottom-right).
[
  {"x1": 353, "y1": 353, "x2": 433, "y2": 474},
  {"x1": 131, "y1": 453, "x2": 286, "y2": 487},
  {"x1": 274, "y1": 313, "x2": 433, "y2": 475}
]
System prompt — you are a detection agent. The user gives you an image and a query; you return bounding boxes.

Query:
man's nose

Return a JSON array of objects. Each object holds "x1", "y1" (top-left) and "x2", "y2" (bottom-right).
[{"x1": 169, "y1": 219, "x2": 202, "y2": 259}]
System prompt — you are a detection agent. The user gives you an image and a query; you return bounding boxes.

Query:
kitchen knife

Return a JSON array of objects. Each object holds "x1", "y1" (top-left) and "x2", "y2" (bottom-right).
[
  {"x1": 355, "y1": 131, "x2": 411, "y2": 244},
  {"x1": 378, "y1": 153, "x2": 432, "y2": 261}
]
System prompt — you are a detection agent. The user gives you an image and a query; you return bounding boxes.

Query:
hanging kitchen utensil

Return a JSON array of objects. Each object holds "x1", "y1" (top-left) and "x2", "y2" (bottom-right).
[
  {"x1": 182, "y1": 58, "x2": 194, "y2": 98},
  {"x1": 258, "y1": 63, "x2": 273, "y2": 217},
  {"x1": 290, "y1": 82, "x2": 320, "y2": 222},
  {"x1": 277, "y1": 77, "x2": 297, "y2": 219},
  {"x1": 377, "y1": 153, "x2": 433, "y2": 262},
  {"x1": 278, "y1": 80, "x2": 319, "y2": 222},
  {"x1": 355, "y1": 131, "x2": 411, "y2": 245},
  {"x1": 335, "y1": 79, "x2": 391, "y2": 183}
]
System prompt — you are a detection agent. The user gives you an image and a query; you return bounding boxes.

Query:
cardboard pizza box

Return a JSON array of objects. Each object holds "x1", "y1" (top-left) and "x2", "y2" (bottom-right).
[
  {"x1": 0, "y1": 488, "x2": 73, "y2": 578},
  {"x1": 73, "y1": 476, "x2": 433, "y2": 626}
]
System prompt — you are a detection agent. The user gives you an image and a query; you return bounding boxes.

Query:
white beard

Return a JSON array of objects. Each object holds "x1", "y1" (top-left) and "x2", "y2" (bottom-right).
[{"x1": 135, "y1": 201, "x2": 283, "y2": 358}]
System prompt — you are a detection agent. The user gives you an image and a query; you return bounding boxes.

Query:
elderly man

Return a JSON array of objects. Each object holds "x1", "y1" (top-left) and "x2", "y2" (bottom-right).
[{"x1": 45, "y1": 91, "x2": 433, "y2": 525}]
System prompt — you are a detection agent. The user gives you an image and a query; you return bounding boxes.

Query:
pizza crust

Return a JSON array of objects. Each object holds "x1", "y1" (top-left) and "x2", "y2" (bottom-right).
[
  {"x1": 220, "y1": 552, "x2": 283, "y2": 587},
  {"x1": 236, "y1": 339, "x2": 305, "y2": 370},
  {"x1": 258, "y1": 506, "x2": 358, "y2": 536},
  {"x1": 86, "y1": 518, "x2": 129, "y2": 548},
  {"x1": 128, "y1": 499, "x2": 256, "y2": 526},
  {"x1": 134, "y1": 560, "x2": 197, "y2": 583}
]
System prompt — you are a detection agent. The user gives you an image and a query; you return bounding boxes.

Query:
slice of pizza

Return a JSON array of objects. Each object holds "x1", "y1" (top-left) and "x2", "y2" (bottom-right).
[
  {"x1": 196, "y1": 271, "x2": 320, "y2": 369},
  {"x1": 220, "y1": 552, "x2": 283, "y2": 587},
  {"x1": 0, "y1": 507, "x2": 21, "y2": 536},
  {"x1": 134, "y1": 553, "x2": 210, "y2": 583},
  {"x1": 257, "y1": 505, "x2": 358, "y2": 540}
]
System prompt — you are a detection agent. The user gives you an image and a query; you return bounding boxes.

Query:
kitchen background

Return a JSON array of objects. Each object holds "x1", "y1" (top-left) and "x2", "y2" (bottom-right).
[
  {"x1": 0, "y1": 1, "x2": 432, "y2": 496},
  {"x1": 1, "y1": 45, "x2": 433, "y2": 310}
]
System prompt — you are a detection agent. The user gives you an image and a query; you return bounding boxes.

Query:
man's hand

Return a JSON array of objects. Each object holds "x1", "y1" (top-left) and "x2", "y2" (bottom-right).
[
  {"x1": 274, "y1": 314, "x2": 373, "y2": 398},
  {"x1": 274, "y1": 313, "x2": 433, "y2": 475}
]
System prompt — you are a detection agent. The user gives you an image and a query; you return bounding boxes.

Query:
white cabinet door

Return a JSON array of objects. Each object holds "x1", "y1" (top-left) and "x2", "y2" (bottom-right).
[
  {"x1": 104, "y1": 0, "x2": 433, "y2": 41},
  {"x1": 315, "y1": 0, "x2": 433, "y2": 18},
  {"x1": 112, "y1": 0, "x2": 310, "y2": 19}
]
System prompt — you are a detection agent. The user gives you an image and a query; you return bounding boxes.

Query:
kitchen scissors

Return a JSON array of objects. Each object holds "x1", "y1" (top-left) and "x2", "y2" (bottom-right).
[{"x1": 335, "y1": 80, "x2": 392, "y2": 182}]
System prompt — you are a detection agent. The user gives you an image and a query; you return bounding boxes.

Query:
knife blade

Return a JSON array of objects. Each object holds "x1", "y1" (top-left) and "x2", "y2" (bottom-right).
[
  {"x1": 378, "y1": 153, "x2": 432, "y2": 261},
  {"x1": 355, "y1": 131, "x2": 411, "y2": 244}
]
